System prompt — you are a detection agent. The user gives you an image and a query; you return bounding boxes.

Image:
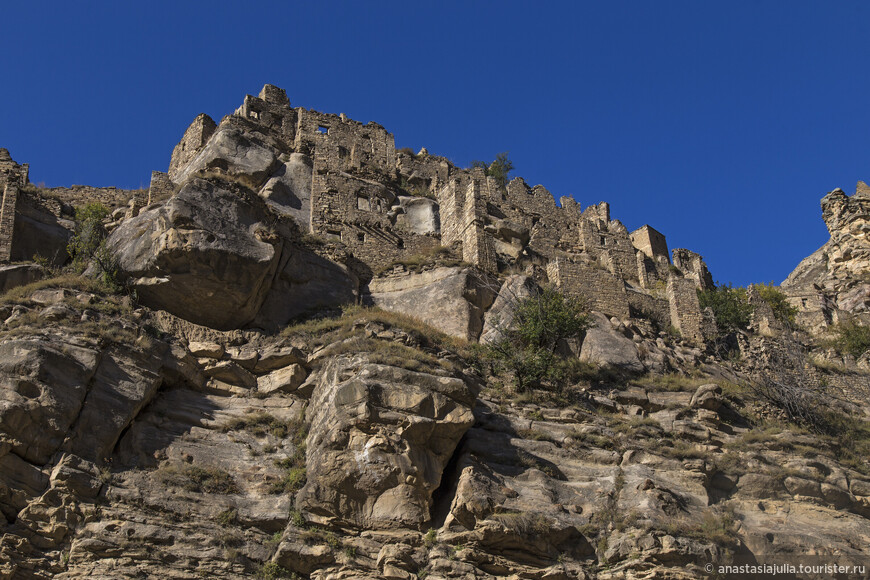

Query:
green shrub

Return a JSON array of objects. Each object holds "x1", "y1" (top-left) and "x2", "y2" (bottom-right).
[
  {"x1": 158, "y1": 464, "x2": 239, "y2": 494},
  {"x1": 471, "y1": 152, "x2": 514, "y2": 189},
  {"x1": 67, "y1": 202, "x2": 123, "y2": 291},
  {"x1": 698, "y1": 283, "x2": 753, "y2": 333},
  {"x1": 256, "y1": 562, "x2": 298, "y2": 580},
  {"x1": 215, "y1": 508, "x2": 238, "y2": 526},
  {"x1": 485, "y1": 286, "x2": 590, "y2": 391},
  {"x1": 833, "y1": 321, "x2": 870, "y2": 358},
  {"x1": 756, "y1": 282, "x2": 798, "y2": 327}
]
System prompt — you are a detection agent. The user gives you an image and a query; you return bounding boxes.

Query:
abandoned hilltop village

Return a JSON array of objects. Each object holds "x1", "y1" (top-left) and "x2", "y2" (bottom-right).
[{"x1": 0, "y1": 85, "x2": 868, "y2": 579}]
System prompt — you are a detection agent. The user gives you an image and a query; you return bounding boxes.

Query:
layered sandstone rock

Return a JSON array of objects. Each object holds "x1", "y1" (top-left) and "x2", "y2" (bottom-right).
[
  {"x1": 783, "y1": 183, "x2": 870, "y2": 329},
  {"x1": 365, "y1": 267, "x2": 496, "y2": 340},
  {"x1": 297, "y1": 355, "x2": 475, "y2": 529}
]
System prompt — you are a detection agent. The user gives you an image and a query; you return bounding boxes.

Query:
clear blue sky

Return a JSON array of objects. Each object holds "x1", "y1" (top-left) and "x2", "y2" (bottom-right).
[{"x1": 2, "y1": 1, "x2": 868, "y2": 286}]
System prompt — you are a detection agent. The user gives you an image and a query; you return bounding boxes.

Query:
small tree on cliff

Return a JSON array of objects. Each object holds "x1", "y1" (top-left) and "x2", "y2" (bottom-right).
[
  {"x1": 67, "y1": 202, "x2": 121, "y2": 291},
  {"x1": 486, "y1": 286, "x2": 590, "y2": 392},
  {"x1": 472, "y1": 152, "x2": 514, "y2": 190}
]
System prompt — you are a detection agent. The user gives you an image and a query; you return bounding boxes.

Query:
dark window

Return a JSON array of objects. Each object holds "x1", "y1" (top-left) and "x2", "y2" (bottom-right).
[{"x1": 357, "y1": 232, "x2": 365, "y2": 242}]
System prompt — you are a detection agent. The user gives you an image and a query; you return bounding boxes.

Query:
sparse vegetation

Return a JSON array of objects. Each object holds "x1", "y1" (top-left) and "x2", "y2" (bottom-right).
[
  {"x1": 221, "y1": 412, "x2": 305, "y2": 440},
  {"x1": 280, "y1": 305, "x2": 475, "y2": 373},
  {"x1": 484, "y1": 286, "x2": 590, "y2": 392},
  {"x1": 423, "y1": 528, "x2": 438, "y2": 548},
  {"x1": 157, "y1": 464, "x2": 240, "y2": 494},
  {"x1": 661, "y1": 506, "x2": 739, "y2": 546},
  {"x1": 491, "y1": 510, "x2": 551, "y2": 537},
  {"x1": 67, "y1": 202, "x2": 123, "y2": 291},
  {"x1": 472, "y1": 152, "x2": 514, "y2": 189},
  {"x1": 755, "y1": 282, "x2": 798, "y2": 328},
  {"x1": 832, "y1": 321, "x2": 870, "y2": 358},
  {"x1": 698, "y1": 283, "x2": 752, "y2": 334},
  {"x1": 215, "y1": 508, "x2": 238, "y2": 526},
  {"x1": 255, "y1": 562, "x2": 298, "y2": 580},
  {"x1": 376, "y1": 245, "x2": 463, "y2": 275}
]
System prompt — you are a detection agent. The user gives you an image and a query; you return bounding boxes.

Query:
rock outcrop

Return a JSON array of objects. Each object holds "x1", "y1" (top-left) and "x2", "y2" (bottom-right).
[
  {"x1": 783, "y1": 183, "x2": 870, "y2": 329},
  {"x1": 1, "y1": 84, "x2": 869, "y2": 579},
  {"x1": 107, "y1": 177, "x2": 356, "y2": 330},
  {"x1": 365, "y1": 267, "x2": 496, "y2": 340},
  {"x1": 298, "y1": 355, "x2": 475, "y2": 529}
]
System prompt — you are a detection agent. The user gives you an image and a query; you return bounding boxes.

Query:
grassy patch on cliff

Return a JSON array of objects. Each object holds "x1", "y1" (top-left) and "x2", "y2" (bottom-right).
[
  {"x1": 281, "y1": 305, "x2": 474, "y2": 372},
  {"x1": 0, "y1": 273, "x2": 117, "y2": 306},
  {"x1": 157, "y1": 464, "x2": 240, "y2": 494},
  {"x1": 374, "y1": 245, "x2": 467, "y2": 275}
]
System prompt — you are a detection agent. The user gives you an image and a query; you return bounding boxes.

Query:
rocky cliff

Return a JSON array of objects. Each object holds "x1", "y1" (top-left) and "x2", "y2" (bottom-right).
[
  {"x1": 1, "y1": 86, "x2": 869, "y2": 579},
  {"x1": 783, "y1": 183, "x2": 870, "y2": 332}
]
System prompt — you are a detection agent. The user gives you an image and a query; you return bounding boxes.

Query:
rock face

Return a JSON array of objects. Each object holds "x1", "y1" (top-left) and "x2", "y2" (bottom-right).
[
  {"x1": 579, "y1": 312, "x2": 644, "y2": 372},
  {"x1": 479, "y1": 274, "x2": 537, "y2": 344},
  {"x1": 297, "y1": 355, "x2": 475, "y2": 529},
  {"x1": 173, "y1": 123, "x2": 279, "y2": 191},
  {"x1": 365, "y1": 267, "x2": 496, "y2": 340},
  {"x1": 106, "y1": 177, "x2": 356, "y2": 330},
  {"x1": 783, "y1": 183, "x2": 870, "y2": 327},
  {"x1": 394, "y1": 196, "x2": 439, "y2": 235},
  {"x1": 259, "y1": 152, "x2": 313, "y2": 228}
]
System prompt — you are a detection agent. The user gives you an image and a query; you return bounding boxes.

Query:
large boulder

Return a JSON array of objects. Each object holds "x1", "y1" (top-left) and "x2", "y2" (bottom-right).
[
  {"x1": 479, "y1": 275, "x2": 537, "y2": 344},
  {"x1": 365, "y1": 267, "x2": 496, "y2": 340},
  {"x1": 106, "y1": 178, "x2": 283, "y2": 330},
  {"x1": 172, "y1": 122, "x2": 279, "y2": 190},
  {"x1": 10, "y1": 195, "x2": 74, "y2": 266},
  {"x1": 0, "y1": 264, "x2": 45, "y2": 293},
  {"x1": 394, "y1": 196, "x2": 439, "y2": 235},
  {"x1": 106, "y1": 177, "x2": 357, "y2": 330},
  {"x1": 258, "y1": 152, "x2": 313, "y2": 229},
  {"x1": 579, "y1": 312, "x2": 644, "y2": 372},
  {"x1": 252, "y1": 247, "x2": 358, "y2": 332},
  {"x1": 296, "y1": 355, "x2": 475, "y2": 529}
]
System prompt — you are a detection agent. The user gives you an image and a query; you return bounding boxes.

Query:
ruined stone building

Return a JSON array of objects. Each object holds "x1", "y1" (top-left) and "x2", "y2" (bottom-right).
[
  {"x1": 1, "y1": 85, "x2": 716, "y2": 342},
  {"x1": 0, "y1": 148, "x2": 144, "y2": 266}
]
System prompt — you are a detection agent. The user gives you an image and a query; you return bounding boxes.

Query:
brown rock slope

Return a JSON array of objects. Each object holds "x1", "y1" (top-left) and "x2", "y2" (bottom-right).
[{"x1": 0, "y1": 278, "x2": 869, "y2": 579}]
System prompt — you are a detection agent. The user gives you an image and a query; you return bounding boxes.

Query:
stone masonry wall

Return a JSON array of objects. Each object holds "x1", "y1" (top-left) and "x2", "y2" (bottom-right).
[
  {"x1": 0, "y1": 150, "x2": 29, "y2": 262},
  {"x1": 168, "y1": 113, "x2": 217, "y2": 181},
  {"x1": 630, "y1": 225, "x2": 669, "y2": 261},
  {"x1": 462, "y1": 171, "x2": 496, "y2": 273},
  {"x1": 148, "y1": 171, "x2": 175, "y2": 205},
  {"x1": 627, "y1": 287, "x2": 671, "y2": 329},
  {"x1": 0, "y1": 183, "x2": 19, "y2": 261},
  {"x1": 547, "y1": 259, "x2": 630, "y2": 319},
  {"x1": 672, "y1": 248, "x2": 714, "y2": 291},
  {"x1": 667, "y1": 275, "x2": 705, "y2": 343}
]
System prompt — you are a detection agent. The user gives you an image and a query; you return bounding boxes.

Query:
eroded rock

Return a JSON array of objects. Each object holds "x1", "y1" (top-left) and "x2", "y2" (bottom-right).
[{"x1": 297, "y1": 355, "x2": 475, "y2": 529}]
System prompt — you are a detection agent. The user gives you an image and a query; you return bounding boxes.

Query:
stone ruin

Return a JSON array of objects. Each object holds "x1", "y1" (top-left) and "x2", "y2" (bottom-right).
[
  {"x1": 0, "y1": 85, "x2": 717, "y2": 343},
  {"x1": 0, "y1": 148, "x2": 145, "y2": 266}
]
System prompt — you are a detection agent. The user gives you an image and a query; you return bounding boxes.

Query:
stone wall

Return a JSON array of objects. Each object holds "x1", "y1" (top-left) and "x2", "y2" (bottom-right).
[
  {"x1": 672, "y1": 248, "x2": 714, "y2": 291},
  {"x1": 627, "y1": 287, "x2": 671, "y2": 329},
  {"x1": 461, "y1": 171, "x2": 496, "y2": 273},
  {"x1": 0, "y1": 150, "x2": 29, "y2": 261},
  {"x1": 168, "y1": 113, "x2": 217, "y2": 181},
  {"x1": 630, "y1": 225, "x2": 669, "y2": 261},
  {"x1": 667, "y1": 275, "x2": 705, "y2": 343},
  {"x1": 547, "y1": 258, "x2": 630, "y2": 320},
  {"x1": 148, "y1": 171, "x2": 175, "y2": 205}
]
